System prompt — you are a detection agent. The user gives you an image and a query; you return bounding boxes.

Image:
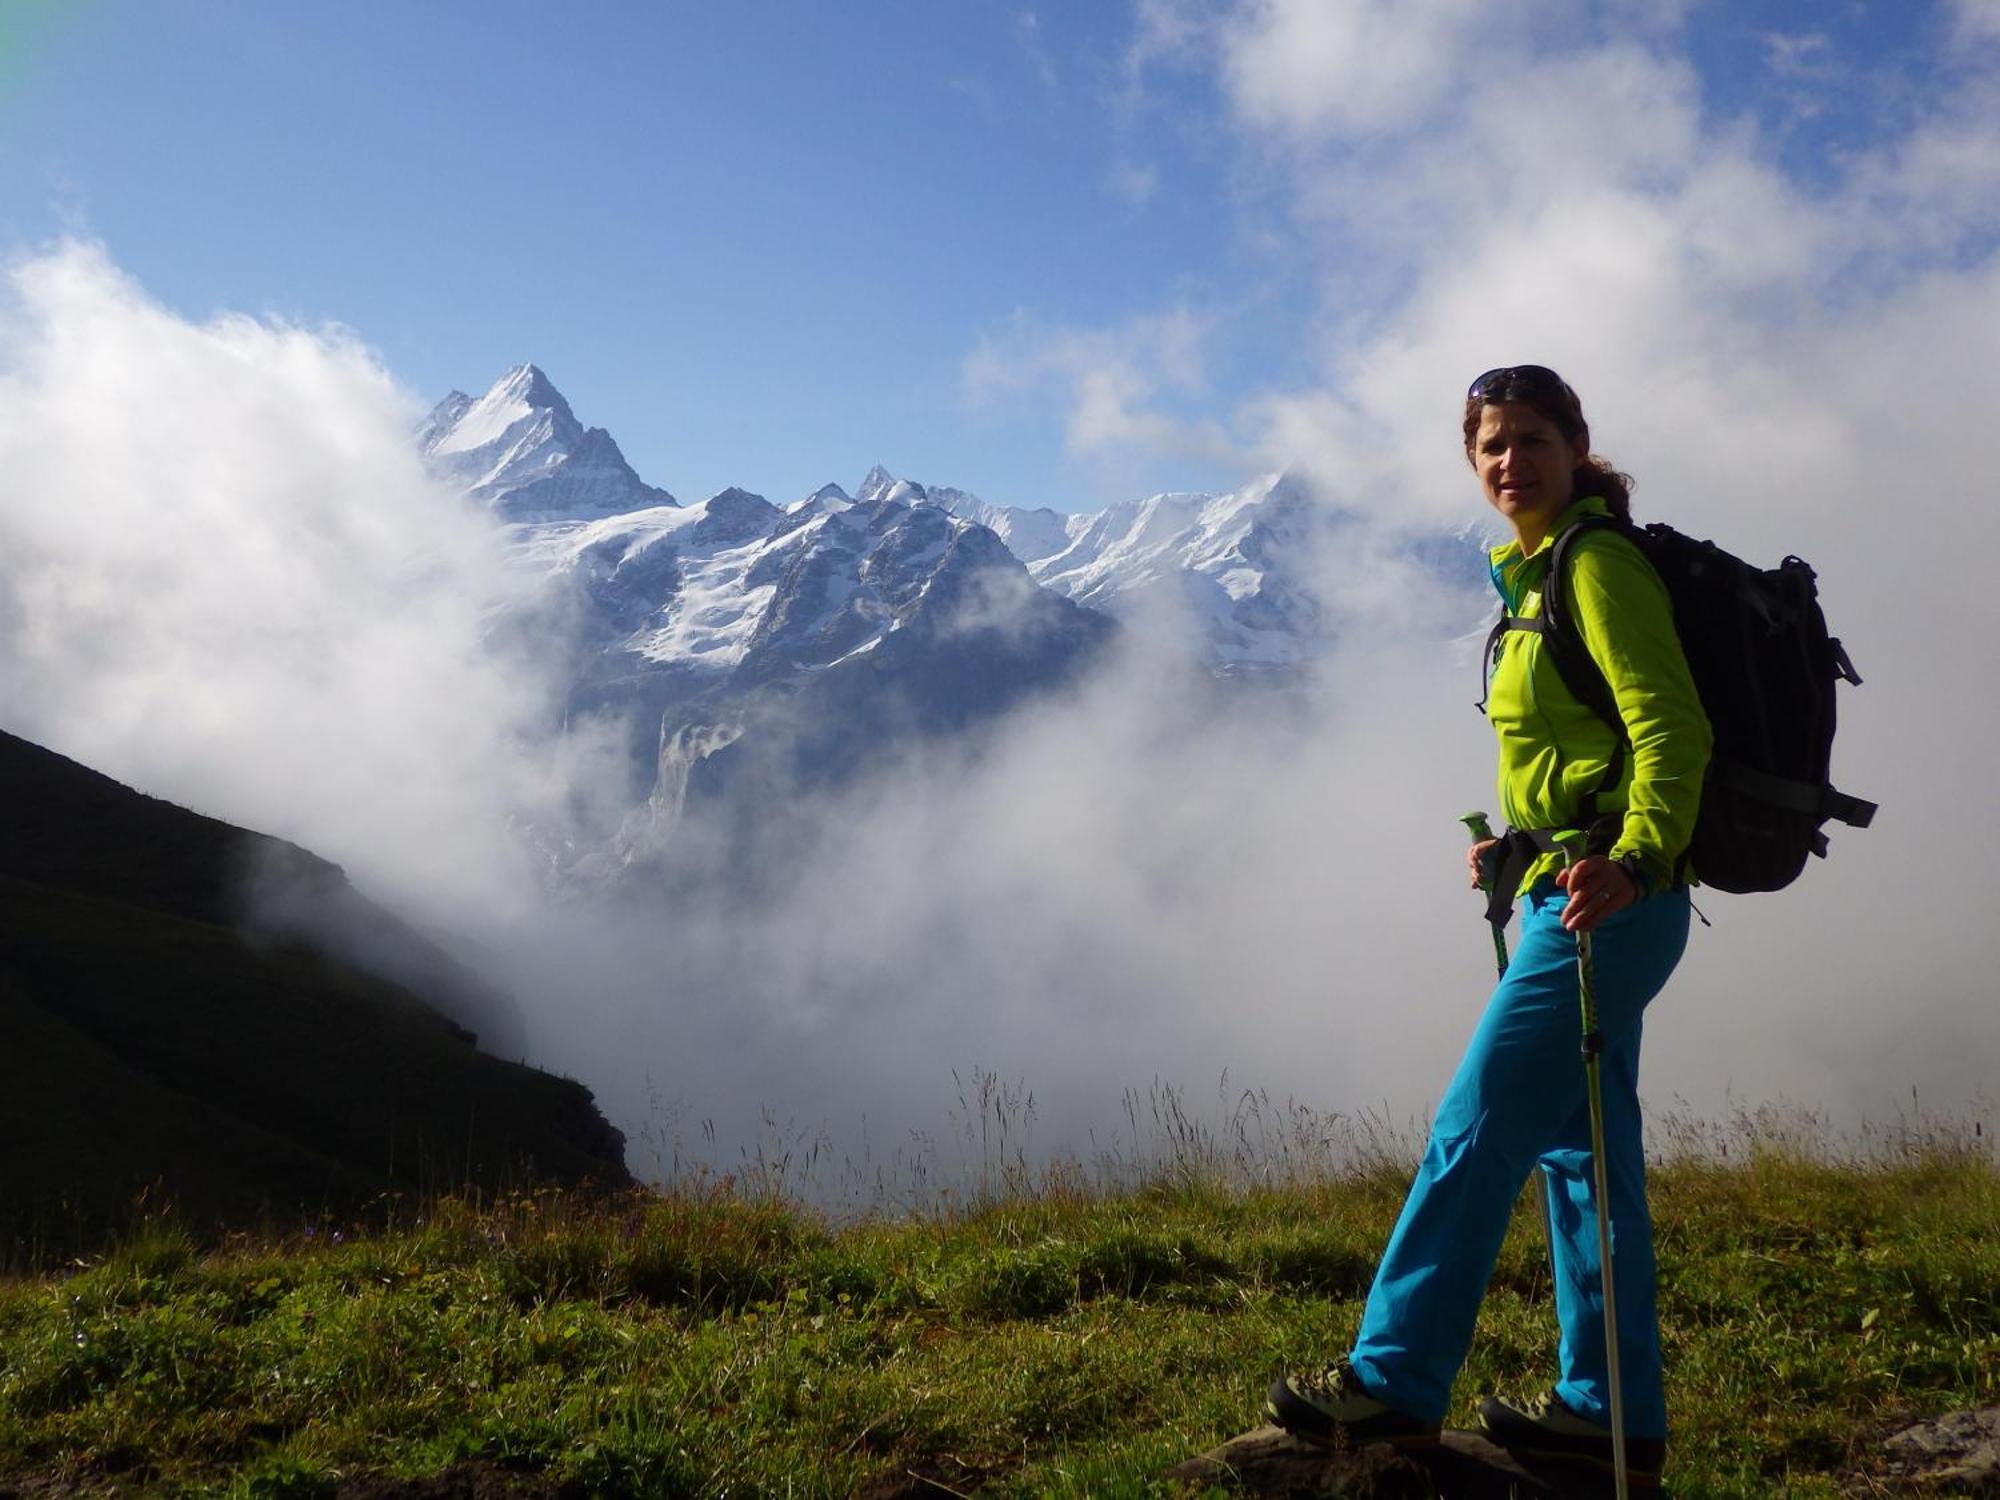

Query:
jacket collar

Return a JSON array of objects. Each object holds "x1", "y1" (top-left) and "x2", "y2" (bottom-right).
[{"x1": 1486, "y1": 494, "x2": 1612, "y2": 570}]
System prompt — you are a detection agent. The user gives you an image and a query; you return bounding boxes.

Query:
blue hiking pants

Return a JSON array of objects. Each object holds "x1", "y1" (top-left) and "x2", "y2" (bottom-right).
[{"x1": 1347, "y1": 881, "x2": 1690, "y2": 1438}]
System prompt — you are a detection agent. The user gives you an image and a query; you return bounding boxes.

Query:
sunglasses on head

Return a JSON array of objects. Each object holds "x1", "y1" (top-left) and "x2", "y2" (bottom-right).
[{"x1": 1467, "y1": 364, "x2": 1573, "y2": 402}]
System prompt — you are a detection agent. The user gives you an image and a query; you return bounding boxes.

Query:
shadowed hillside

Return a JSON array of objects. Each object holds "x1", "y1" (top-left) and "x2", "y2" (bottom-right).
[{"x1": 0, "y1": 729, "x2": 628, "y2": 1262}]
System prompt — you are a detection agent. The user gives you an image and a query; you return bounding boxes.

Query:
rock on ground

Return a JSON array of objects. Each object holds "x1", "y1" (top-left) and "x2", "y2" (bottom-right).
[{"x1": 1880, "y1": 1408, "x2": 2000, "y2": 1493}]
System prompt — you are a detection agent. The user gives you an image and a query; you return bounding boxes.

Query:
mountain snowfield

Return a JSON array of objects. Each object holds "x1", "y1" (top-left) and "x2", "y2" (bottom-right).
[
  {"x1": 922, "y1": 470, "x2": 1333, "y2": 670},
  {"x1": 424, "y1": 365, "x2": 1343, "y2": 681},
  {"x1": 507, "y1": 482, "x2": 1054, "y2": 689}
]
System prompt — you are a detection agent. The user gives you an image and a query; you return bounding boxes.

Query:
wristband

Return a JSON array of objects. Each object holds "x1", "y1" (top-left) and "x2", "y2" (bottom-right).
[{"x1": 1614, "y1": 853, "x2": 1651, "y2": 902}]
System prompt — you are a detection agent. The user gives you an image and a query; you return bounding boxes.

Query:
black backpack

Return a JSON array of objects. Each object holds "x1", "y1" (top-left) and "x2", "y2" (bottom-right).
[{"x1": 1519, "y1": 516, "x2": 1876, "y2": 894}]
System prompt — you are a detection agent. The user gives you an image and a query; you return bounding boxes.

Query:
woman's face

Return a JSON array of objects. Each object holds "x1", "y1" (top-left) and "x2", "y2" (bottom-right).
[{"x1": 1469, "y1": 400, "x2": 1590, "y2": 541}]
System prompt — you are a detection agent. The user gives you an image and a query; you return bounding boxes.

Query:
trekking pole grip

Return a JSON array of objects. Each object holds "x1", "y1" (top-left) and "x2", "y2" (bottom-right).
[
  {"x1": 1461, "y1": 812, "x2": 1510, "y2": 978},
  {"x1": 1460, "y1": 810, "x2": 1497, "y2": 874},
  {"x1": 1461, "y1": 811, "x2": 1504, "y2": 894}
]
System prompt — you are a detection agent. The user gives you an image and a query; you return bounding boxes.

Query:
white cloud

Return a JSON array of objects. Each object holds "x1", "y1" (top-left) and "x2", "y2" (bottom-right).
[
  {"x1": 1011, "y1": 7, "x2": 1060, "y2": 92},
  {"x1": 504, "y1": 626, "x2": 1508, "y2": 1189},
  {"x1": 1953, "y1": 0, "x2": 2000, "y2": 42},
  {"x1": 1100, "y1": 8, "x2": 1970, "y2": 542},
  {"x1": 1843, "y1": 78, "x2": 2000, "y2": 262},
  {"x1": 1216, "y1": 0, "x2": 1537, "y2": 140},
  {"x1": 962, "y1": 305, "x2": 1238, "y2": 467},
  {"x1": 1107, "y1": 157, "x2": 1161, "y2": 205},
  {"x1": 0, "y1": 240, "x2": 626, "y2": 927},
  {"x1": 1120, "y1": 0, "x2": 1211, "y2": 98},
  {"x1": 1763, "y1": 30, "x2": 1834, "y2": 80}
]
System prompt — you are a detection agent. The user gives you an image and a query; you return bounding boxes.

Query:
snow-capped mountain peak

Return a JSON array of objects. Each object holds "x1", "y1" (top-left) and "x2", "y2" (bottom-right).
[
  {"x1": 855, "y1": 464, "x2": 902, "y2": 505},
  {"x1": 497, "y1": 361, "x2": 569, "y2": 412},
  {"x1": 789, "y1": 482, "x2": 854, "y2": 516},
  {"x1": 421, "y1": 365, "x2": 675, "y2": 522},
  {"x1": 855, "y1": 465, "x2": 938, "y2": 510},
  {"x1": 426, "y1": 363, "x2": 573, "y2": 458}
]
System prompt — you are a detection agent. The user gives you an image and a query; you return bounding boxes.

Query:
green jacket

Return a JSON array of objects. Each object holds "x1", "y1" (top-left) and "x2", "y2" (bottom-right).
[{"x1": 1486, "y1": 496, "x2": 1714, "y2": 894}]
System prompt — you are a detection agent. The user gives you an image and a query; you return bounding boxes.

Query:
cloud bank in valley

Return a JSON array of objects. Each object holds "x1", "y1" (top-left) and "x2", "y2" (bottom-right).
[{"x1": 0, "y1": 242, "x2": 629, "y2": 928}]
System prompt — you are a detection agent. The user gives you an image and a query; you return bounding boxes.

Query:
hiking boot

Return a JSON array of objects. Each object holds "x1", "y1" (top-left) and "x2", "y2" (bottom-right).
[
  {"x1": 1478, "y1": 1388, "x2": 1664, "y2": 1487},
  {"x1": 1266, "y1": 1357, "x2": 1441, "y2": 1449}
]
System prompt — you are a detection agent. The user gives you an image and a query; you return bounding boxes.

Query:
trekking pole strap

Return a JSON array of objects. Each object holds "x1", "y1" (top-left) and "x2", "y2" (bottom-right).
[{"x1": 1481, "y1": 832, "x2": 1537, "y2": 930}]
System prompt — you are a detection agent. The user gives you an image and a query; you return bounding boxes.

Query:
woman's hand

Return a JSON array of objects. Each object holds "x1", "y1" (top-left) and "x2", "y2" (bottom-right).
[
  {"x1": 1555, "y1": 855, "x2": 1639, "y2": 932},
  {"x1": 1467, "y1": 838, "x2": 1499, "y2": 891}
]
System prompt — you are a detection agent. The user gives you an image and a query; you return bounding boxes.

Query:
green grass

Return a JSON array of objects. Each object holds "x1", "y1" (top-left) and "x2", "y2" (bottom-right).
[{"x1": 1, "y1": 1139, "x2": 1994, "y2": 1498}]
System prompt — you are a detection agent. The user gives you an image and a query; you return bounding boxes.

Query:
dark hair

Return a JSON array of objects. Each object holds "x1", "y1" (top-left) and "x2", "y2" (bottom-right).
[{"x1": 1462, "y1": 366, "x2": 1633, "y2": 521}]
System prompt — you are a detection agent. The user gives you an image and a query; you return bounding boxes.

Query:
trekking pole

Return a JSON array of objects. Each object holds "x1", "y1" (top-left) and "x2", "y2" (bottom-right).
[
  {"x1": 1552, "y1": 828, "x2": 1631, "y2": 1500},
  {"x1": 1459, "y1": 811, "x2": 1508, "y2": 977}
]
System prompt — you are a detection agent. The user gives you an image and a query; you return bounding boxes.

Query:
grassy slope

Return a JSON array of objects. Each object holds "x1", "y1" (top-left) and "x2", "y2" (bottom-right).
[{"x1": 0, "y1": 1149, "x2": 1992, "y2": 1498}]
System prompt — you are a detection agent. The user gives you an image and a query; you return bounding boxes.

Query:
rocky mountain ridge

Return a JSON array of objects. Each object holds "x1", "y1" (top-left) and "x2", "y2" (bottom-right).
[{"x1": 421, "y1": 367, "x2": 1350, "y2": 676}]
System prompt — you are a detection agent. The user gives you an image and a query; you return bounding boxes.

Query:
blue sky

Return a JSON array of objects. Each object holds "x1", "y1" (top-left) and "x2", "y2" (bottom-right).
[{"x1": 0, "y1": 1, "x2": 1981, "y2": 513}]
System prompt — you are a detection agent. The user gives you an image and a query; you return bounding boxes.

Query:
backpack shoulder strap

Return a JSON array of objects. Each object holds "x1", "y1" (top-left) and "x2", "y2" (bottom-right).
[
  {"x1": 1538, "y1": 516, "x2": 1638, "y2": 823},
  {"x1": 1538, "y1": 515, "x2": 1629, "y2": 732},
  {"x1": 1475, "y1": 517, "x2": 1632, "y2": 720}
]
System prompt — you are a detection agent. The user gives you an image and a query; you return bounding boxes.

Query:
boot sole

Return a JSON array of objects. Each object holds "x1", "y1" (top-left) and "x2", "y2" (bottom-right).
[{"x1": 1265, "y1": 1383, "x2": 1441, "y2": 1450}]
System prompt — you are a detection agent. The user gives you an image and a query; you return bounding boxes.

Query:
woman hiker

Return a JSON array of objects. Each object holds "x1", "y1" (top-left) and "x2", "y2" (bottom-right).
[{"x1": 1263, "y1": 365, "x2": 1712, "y2": 1492}]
